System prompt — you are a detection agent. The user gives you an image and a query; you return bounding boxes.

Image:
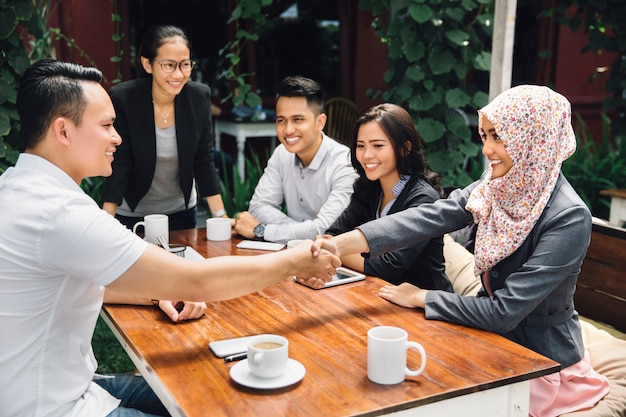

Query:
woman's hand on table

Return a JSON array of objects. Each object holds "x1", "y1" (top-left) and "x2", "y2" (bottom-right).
[
  {"x1": 378, "y1": 283, "x2": 427, "y2": 309},
  {"x1": 157, "y1": 300, "x2": 206, "y2": 322}
]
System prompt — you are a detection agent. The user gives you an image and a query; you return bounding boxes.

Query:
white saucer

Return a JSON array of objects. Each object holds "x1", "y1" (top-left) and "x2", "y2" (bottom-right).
[{"x1": 230, "y1": 358, "x2": 305, "y2": 389}]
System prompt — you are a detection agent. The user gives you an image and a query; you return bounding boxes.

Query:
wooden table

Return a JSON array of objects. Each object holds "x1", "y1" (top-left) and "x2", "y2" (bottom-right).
[
  {"x1": 101, "y1": 228, "x2": 559, "y2": 417},
  {"x1": 213, "y1": 118, "x2": 276, "y2": 181}
]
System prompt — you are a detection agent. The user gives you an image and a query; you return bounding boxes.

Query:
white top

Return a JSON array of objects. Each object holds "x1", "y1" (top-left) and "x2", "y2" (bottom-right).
[
  {"x1": 248, "y1": 134, "x2": 358, "y2": 243},
  {"x1": 0, "y1": 154, "x2": 147, "y2": 417}
]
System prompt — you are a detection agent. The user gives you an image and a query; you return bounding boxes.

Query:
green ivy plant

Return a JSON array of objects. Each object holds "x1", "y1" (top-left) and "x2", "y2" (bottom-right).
[
  {"x1": 562, "y1": 113, "x2": 626, "y2": 220},
  {"x1": 0, "y1": 0, "x2": 44, "y2": 173},
  {"x1": 218, "y1": 0, "x2": 272, "y2": 109},
  {"x1": 0, "y1": 0, "x2": 121, "y2": 203},
  {"x1": 359, "y1": 0, "x2": 493, "y2": 188}
]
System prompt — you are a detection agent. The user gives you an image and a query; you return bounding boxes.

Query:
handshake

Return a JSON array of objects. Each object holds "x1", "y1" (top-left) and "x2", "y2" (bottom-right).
[{"x1": 288, "y1": 233, "x2": 366, "y2": 290}]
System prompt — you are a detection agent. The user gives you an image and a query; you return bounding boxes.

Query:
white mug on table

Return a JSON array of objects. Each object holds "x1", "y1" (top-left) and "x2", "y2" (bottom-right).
[
  {"x1": 247, "y1": 334, "x2": 289, "y2": 378},
  {"x1": 132, "y1": 214, "x2": 168, "y2": 245},
  {"x1": 367, "y1": 326, "x2": 426, "y2": 385},
  {"x1": 206, "y1": 217, "x2": 232, "y2": 241}
]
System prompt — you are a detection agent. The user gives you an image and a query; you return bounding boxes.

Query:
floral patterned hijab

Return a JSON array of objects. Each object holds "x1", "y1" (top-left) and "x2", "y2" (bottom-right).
[{"x1": 465, "y1": 85, "x2": 577, "y2": 275}]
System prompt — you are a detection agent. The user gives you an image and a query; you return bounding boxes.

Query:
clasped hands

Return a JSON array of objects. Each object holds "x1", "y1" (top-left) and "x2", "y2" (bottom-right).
[
  {"x1": 293, "y1": 234, "x2": 341, "y2": 289},
  {"x1": 155, "y1": 300, "x2": 207, "y2": 322}
]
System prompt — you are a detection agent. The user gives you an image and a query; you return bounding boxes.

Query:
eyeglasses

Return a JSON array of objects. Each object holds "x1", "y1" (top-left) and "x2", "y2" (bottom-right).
[{"x1": 155, "y1": 59, "x2": 196, "y2": 74}]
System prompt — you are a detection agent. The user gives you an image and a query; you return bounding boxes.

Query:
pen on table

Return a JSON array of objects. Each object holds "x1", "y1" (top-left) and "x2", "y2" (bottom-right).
[{"x1": 224, "y1": 352, "x2": 247, "y2": 363}]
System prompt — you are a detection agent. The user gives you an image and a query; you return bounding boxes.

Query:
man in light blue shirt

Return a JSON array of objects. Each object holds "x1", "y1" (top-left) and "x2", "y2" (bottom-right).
[{"x1": 234, "y1": 76, "x2": 359, "y2": 243}]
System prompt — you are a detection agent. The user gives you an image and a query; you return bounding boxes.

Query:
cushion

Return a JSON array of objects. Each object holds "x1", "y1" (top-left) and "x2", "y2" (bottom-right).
[
  {"x1": 443, "y1": 234, "x2": 480, "y2": 296},
  {"x1": 442, "y1": 234, "x2": 626, "y2": 416}
]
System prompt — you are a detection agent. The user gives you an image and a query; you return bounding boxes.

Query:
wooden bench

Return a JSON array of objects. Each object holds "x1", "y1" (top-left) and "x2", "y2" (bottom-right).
[{"x1": 575, "y1": 218, "x2": 626, "y2": 333}]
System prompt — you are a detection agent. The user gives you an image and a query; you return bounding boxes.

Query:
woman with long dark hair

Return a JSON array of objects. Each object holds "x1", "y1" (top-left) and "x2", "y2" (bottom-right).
[{"x1": 322, "y1": 103, "x2": 452, "y2": 290}]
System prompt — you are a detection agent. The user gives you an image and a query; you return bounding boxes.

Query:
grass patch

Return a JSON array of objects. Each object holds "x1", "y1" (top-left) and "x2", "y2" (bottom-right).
[{"x1": 93, "y1": 316, "x2": 135, "y2": 374}]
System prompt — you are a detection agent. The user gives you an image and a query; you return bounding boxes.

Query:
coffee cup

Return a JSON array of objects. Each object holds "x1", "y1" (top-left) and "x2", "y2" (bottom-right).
[
  {"x1": 247, "y1": 334, "x2": 288, "y2": 379},
  {"x1": 367, "y1": 326, "x2": 426, "y2": 384},
  {"x1": 287, "y1": 239, "x2": 304, "y2": 249},
  {"x1": 206, "y1": 217, "x2": 232, "y2": 241},
  {"x1": 132, "y1": 214, "x2": 169, "y2": 245}
]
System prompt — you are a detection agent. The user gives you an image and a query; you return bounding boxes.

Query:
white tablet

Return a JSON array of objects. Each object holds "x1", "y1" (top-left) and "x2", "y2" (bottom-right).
[
  {"x1": 236, "y1": 240, "x2": 286, "y2": 251},
  {"x1": 294, "y1": 267, "x2": 365, "y2": 289}
]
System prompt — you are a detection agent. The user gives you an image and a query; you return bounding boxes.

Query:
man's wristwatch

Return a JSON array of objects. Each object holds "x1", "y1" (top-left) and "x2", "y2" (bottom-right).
[{"x1": 253, "y1": 223, "x2": 266, "y2": 240}]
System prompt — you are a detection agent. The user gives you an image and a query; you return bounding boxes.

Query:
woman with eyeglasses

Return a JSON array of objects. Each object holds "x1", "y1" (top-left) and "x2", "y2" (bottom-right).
[{"x1": 102, "y1": 24, "x2": 228, "y2": 232}]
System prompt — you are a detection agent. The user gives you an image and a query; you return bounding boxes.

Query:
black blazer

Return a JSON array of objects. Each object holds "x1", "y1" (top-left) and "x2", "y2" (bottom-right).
[
  {"x1": 102, "y1": 77, "x2": 221, "y2": 211},
  {"x1": 326, "y1": 176, "x2": 452, "y2": 291}
]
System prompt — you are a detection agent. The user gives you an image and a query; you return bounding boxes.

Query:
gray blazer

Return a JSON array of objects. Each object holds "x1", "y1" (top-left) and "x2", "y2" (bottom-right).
[{"x1": 358, "y1": 174, "x2": 588, "y2": 368}]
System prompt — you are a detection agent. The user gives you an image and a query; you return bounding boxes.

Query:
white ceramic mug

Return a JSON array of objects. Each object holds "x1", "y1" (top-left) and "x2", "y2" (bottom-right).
[
  {"x1": 247, "y1": 334, "x2": 289, "y2": 379},
  {"x1": 367, "y1": 326, "x2": 426, "y2": 384},
  {"x1": 206, "y1": 217, "x2": 232, "y2": 241},
  {"x1": 132, "y1": 214, "x2": 168, "y2": 245}
]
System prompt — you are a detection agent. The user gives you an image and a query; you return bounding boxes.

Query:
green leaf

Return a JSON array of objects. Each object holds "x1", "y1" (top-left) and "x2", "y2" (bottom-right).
[
  {"x1": 428, "y1": 48, "x2": 455, "y2": 75},
  {"x1": 390, "y1": 0, "x2": 412, "y2": 9},
  {"x1": 445, "y1": 8, "x2": 465, "y2": 22},
  {"x1": 12, "y1": 0, "x2": 33, "y2": 21},
  {"x1": 409, "y1": 4, "x2": 433, "y2": 24},
  {"x1": 472, "y1": 91, "x2": 489, "y2": 108},
  {"x1": 473, "y1": 51, "x2": 491, "y2": 71},
  {"x1": 445, "y1": 30, "x2": 469, "y2": 46},
  {"x1": 227, "y1": 5, "x2": 242, "y2": 23},
  {"x1": 416, "y1": 118, "x2": 445, "y2": 143},
  {"x1": 402, "y1": 41, "x2": 425, "y2": 62},
  {"x1": 0, "y1": 112, "x2": 10, "y2": 136},
  {"x1": 0, "y1": 6, "x2": 18, "y2": 40},
  {"x1": 445, "y1": 88, "x2": 471, "y2": 108},
  {"x1": 244, "y1": 92, "x2": 262, "y2": 108},
  {"x1": 405, "y1": 65, "x2": 425, "y2": 82}
]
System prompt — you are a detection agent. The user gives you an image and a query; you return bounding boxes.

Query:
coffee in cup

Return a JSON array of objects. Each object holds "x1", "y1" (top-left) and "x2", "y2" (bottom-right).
[
  {"x1": 252, "y1": 342, "x2": 283, "y2": 350},
  {"x1": 247, "y1": 334, "x2": 288, "y2": 379}
]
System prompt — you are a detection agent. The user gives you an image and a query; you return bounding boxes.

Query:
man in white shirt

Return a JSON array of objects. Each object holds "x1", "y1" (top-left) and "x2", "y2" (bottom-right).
[
  {"x1": 0, "y1": 59, "x2": 339, "y2": 417},
  {"x1": 234, "y1": 76, "x2": 359, "y2": 243}
]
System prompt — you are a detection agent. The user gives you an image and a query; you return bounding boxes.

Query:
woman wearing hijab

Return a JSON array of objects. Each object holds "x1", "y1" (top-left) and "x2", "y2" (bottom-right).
[{"x1": 308, "y1": 85, "x2": 609, "y2": 416}]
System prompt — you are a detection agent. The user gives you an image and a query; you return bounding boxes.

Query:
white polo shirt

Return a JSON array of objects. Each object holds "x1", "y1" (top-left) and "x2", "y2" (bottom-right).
[{"x1": 0, "y1": 154, "x2": 147, "y2": 417}]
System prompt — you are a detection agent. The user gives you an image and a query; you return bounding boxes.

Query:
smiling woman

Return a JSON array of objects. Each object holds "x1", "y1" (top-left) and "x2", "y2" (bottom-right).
[
  {"x1": 101, "y1": 25, "x2": 228, "y2": 232},
  {"x1": 323, "y1": 103, "x2": 451, "y2": 291}
]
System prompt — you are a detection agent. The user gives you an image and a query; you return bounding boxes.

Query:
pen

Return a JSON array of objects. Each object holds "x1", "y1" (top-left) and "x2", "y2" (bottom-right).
[{"x1": 224, "y1": 352, "x2": 247, "y2": 363}]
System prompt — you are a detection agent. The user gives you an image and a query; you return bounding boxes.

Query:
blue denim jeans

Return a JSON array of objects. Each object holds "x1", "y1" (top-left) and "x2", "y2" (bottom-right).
[{"x1": 94, "y1": 374, "x2": 170, "y2": 417}]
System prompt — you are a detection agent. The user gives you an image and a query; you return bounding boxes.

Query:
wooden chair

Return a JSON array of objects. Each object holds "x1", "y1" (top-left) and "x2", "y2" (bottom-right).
[{"x1": 324, "y1": 97, "x2": 360, "y2": 146}]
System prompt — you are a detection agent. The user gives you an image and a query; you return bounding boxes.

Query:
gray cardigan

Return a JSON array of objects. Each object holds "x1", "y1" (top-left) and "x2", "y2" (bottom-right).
[{"x1": 358, "y1": 174, "x2": 588, "y2": 368}]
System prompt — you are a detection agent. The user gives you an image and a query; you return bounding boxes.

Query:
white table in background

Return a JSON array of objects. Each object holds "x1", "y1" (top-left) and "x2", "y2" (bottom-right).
[{"x1": 214, "y1": 118, "x2": 276, "y2": 181}]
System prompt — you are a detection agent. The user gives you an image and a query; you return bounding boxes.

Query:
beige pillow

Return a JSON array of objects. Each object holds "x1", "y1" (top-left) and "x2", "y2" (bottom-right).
[{"x1": 443, "y1": 234, "x2": 480, "y2": 296}]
